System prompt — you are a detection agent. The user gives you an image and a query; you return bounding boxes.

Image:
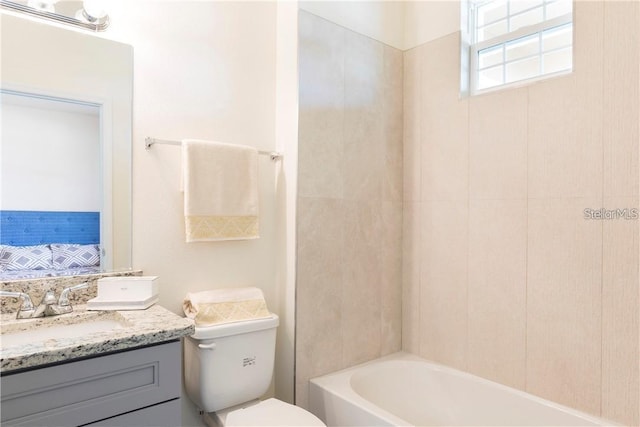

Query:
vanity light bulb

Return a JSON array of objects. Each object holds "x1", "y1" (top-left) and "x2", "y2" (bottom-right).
[
  {"x1": 82, "y1": 0, "x2": 108, "y2": 19},
  {"x1": 27, "y1": 0, "x2": 59, "y2": 13}
]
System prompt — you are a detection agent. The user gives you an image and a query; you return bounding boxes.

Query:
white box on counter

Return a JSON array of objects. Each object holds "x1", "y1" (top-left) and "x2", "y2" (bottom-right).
[
  {"x1": 97, "y1": 276, "x2": 159, "y2": 300},
  {"x1": 87, "y1": 296, "x2": 158, "y2": 311}
]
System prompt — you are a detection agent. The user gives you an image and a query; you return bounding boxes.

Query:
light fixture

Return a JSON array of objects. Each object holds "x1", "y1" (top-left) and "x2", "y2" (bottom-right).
[
  {"x1": 75, "y1": 0, "x2": 108, "y2": 26},
  {"x1": 0, "y1": 0, "x2": 110, "y2": 31}
]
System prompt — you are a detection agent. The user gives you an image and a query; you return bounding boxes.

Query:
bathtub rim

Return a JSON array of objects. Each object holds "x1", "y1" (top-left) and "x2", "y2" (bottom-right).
[
  {"x1": 309, "y1": 351, "x2": 621, "y2": 427},
  {"x1": 310, "y1": 363, "x2": 411, "y2": 426}
]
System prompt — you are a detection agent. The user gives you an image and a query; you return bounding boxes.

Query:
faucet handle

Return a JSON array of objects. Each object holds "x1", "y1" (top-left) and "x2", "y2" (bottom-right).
[
  {"x1": 58, "y1": 282, "x2": 90, "y2": 307},
  {"x1": 0, "y1": 290, "x2": 35, "y2": 318},
  {"x1": 0, "y1": 290, "x2": 34, "y2": 310}
]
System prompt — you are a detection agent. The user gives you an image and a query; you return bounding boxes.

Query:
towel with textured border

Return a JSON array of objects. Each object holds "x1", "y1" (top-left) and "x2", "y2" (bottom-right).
[
  {"x1": 182, "y1": 139, "x2": 259, "y2": 242},
  {"x1": 182, "y1": 287, "x2": 270, "y2": 326}
]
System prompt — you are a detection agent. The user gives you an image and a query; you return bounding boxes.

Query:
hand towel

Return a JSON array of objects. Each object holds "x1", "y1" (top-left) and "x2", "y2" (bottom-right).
[
  {"x1": 182, "y1": 139, "x2": 259, "y2": 242},
  {"x1": 183, "y1": 287, "x2": 270, "y2": 326}
]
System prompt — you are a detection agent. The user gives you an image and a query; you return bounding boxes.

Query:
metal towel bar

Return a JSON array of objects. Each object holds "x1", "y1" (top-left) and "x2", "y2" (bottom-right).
[{"x1": 145, "y1": 137, "x2": 282, "y2": 161}]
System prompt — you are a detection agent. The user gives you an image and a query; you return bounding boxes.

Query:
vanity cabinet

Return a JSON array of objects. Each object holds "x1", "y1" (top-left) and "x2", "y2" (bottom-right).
[{"x1": 0, "y1": 340, "x2": 181, "y2": 427}]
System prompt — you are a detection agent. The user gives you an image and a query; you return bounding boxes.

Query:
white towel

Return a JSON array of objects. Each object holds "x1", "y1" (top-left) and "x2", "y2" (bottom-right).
[
  {"x1": 182, "y1": 287, "x2": 270, "y2": 326},
  {"x1": 182, "y1": 139, "x2": 259, "y2": 242}
]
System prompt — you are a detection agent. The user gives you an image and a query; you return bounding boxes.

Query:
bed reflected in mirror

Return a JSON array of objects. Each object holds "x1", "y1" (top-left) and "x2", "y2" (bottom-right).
[{"x1": 1, "y1": 91, "x2": 105, "y2": 280}]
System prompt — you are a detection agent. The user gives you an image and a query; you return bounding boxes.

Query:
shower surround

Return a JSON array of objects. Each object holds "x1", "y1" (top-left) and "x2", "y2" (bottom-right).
[
  {"x1": 295, "y1": 10, "x2": 403, "y2": 409},
  {"x1": 296, "y1": 2, "x2": 639, "y2": 425},
  {"x1": 403, "y1": 1, "x2": 638, "y2": 425}
]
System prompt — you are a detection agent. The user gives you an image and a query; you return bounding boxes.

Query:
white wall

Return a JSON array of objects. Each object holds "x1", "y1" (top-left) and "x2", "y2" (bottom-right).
[
  {"x1": 299, "y1": 0, "x2": 461, "y2": 51},
  {"x1": 1, "y1": 100, "x2": 100, "y2": 212},
  {"x1": 404, "y1": 0, "x2": 461, "y2": 49},
  {"x1": 299, "y1": 0, "x2": 406, "y2": 49},
  {"x1": 103, "y1": 2, "x2": 285, "y2": 424},
  {"x1": 274, "y1": 0, "x2": 299, "y2": 406}
]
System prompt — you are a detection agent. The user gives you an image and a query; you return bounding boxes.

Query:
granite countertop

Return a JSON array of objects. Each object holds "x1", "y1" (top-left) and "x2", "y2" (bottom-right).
[{"x1": 0, "y1": 304, "x2": 195, "y2": 373}]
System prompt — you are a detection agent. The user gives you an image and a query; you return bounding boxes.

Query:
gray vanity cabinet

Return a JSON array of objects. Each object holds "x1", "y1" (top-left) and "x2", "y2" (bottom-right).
[{"x1": 0, "y1": 340, "x2": 182, "y2": 427}]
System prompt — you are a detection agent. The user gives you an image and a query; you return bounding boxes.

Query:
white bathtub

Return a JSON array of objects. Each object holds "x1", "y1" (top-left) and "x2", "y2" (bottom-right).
[{"x1": 309, "y1": 352, "x2": 618, "y2": 426}]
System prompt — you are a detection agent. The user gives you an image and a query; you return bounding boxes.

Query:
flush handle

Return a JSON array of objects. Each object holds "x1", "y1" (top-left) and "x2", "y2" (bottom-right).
[{"x1": 199, "y1": 342, "x2": 217, "y2": 350}]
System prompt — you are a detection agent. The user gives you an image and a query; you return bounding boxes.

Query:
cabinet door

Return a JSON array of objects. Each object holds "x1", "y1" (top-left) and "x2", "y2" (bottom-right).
[
  {"x1": 84, "y1": 398, "x2": 181, "y2": 427},
  {"x1": 1, "y1": 341, "x2": 181, "y2": 427}
]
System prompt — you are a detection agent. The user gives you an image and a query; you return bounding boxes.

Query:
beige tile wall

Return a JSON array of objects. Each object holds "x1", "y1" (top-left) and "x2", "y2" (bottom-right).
[
  {"x1": 296, "y1": 11, "x2": 404, "y2": 409},
  {"x1": 403, "y1": 1, "x2": 639, "y2": 425}
]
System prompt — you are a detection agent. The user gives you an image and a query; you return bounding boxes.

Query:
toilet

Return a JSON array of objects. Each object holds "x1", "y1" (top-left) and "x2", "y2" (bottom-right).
[{"x1": 183, "y1": 313, "x2": 325, "y2": 427}]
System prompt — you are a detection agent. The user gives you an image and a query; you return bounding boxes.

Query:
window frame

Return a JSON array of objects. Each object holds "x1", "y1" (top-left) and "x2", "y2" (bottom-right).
[{"x1": 467, "y1": 0, "x2": 573, "y2": 95}]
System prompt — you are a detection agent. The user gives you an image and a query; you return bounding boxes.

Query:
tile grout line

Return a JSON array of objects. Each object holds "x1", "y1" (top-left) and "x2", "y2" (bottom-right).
[
  {"x1": 465, "y1": 54, "x2": 471, "y2": 372},
  {"x1": 524, "y1": 86, "x2": 530, "y2": 394},
  {"x1": 417, "y1": 45, "x2": 424, "y2": 358},
  {"x1": 599, "y1": 1, "x2": 606, "y2": 417}
]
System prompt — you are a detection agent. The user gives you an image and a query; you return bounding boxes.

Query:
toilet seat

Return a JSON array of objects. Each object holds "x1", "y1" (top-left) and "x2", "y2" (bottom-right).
[{"x1": 225, "y1": 398, "x2": 325, "y2": 426}]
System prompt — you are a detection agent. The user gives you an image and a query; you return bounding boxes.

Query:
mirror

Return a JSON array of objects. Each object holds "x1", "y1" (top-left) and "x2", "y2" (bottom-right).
[{"x1": 0, "y1": 13, "x2": 132, "y2": 279}]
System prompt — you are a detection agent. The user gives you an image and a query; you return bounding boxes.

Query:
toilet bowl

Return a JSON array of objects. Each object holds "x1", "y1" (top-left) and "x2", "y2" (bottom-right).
[
  {"x1": 204, "y1": 398, "x2": 324, "y2": 427},
  {"x1": 183, "y1": 314, "x2": 326, "y2": 427}
]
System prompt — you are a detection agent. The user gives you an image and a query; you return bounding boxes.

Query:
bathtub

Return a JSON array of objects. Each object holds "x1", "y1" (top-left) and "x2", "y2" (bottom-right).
[{"x1": 309, "y1": 352, "x2": 618, "y2": 426}]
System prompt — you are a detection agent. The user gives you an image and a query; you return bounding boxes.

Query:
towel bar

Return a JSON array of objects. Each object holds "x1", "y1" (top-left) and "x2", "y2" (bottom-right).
[{"x1": 145, "y1": 137, "x2": 283, "y2": 161}]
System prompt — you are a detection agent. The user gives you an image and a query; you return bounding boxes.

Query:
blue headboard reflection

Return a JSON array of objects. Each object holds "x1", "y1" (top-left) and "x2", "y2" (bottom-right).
[{"x1": 0, "y1": 210, "x2": 100, "y2": 246}]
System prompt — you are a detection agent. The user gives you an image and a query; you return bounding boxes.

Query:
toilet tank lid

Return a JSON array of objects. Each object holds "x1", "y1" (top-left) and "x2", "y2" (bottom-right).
[{"x1": 190, "y1": 313, "x2": 279, "y2": 340}]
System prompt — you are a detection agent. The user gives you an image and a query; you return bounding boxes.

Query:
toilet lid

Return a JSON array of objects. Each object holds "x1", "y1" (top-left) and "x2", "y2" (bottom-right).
[{"x1": 225, "y1": 398, "x2": 326, "y2": 426}]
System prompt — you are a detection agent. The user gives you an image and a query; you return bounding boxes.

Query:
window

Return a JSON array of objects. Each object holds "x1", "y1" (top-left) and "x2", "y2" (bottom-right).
[{"x1": 466, "y1": 0, "x2": 573, "y2": 94}]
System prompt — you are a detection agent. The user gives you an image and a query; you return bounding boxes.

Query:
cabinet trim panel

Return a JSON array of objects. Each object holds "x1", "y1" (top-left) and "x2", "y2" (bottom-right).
[{"x1": 1, "y1": 340, "x2": 181, "y2": 426}]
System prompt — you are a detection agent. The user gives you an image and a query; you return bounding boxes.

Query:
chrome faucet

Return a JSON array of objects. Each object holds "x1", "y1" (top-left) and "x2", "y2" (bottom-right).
[
  {"x1": 55, "y1": 282, "x2": 90, "y2": 315},
  {"x1": 0, "y1": 290, "x2": 36, "y2": 319},
  {"x1": 1, "y1": 282, "x2": 89, "y2": 319},
  {"x1": 32, "y1": 290, "x2": 59, "y2": 318}
]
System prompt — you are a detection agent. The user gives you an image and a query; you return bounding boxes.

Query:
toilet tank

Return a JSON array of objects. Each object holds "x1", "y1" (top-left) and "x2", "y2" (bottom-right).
[{"x1": 184, "y1": 314, "x2": 279, "y2": 413}]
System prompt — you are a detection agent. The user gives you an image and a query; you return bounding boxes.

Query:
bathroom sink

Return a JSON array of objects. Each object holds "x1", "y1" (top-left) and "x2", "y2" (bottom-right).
[{"x1": 1, "y1": 312, "x2": 129, "y2": 349}]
